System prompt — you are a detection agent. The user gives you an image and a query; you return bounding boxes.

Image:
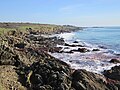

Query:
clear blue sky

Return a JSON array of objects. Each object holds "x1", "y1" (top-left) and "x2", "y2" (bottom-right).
[{"x1": 0, "y1": 0, "x2": 120, "y2": 26}]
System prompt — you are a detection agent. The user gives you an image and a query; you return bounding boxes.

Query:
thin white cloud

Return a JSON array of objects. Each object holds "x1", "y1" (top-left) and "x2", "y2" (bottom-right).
[{"x1": 59, "y1": 4, "x2": 82, "y2": 13}]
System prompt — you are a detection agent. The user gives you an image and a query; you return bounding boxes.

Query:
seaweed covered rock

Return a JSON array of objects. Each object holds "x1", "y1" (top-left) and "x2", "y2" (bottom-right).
[{"x1": 25, "y1": 57, "x2": 72, "y2": 90}]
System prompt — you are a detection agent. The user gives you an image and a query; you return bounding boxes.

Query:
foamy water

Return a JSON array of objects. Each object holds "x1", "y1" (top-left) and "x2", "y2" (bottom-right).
[
  {"x1": 50, "y1": 28, "x2": 120, "y2": 74},
  {"x1": 49, "y1": 51, "x2": 120, "y2": 74}
]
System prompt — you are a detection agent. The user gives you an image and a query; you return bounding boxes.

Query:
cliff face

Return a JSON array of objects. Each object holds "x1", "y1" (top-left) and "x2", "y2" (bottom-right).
[{"x1": 0, "y1": 23, "x2": 120, "y2": 90}]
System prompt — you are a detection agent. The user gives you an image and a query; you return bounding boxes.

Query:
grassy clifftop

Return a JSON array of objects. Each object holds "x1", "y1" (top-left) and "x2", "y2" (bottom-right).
[{"x1": 0, "y1": 22, "x2": 81, "y2": 35}]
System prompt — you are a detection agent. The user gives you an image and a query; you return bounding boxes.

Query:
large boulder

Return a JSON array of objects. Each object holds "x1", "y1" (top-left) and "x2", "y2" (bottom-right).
[
  {"x1": 104, "y1": 65, "x2": 120, "y2": 81},
  {"x1": 25, "y1": 57, "x2": 72, "y2": 90},
  {"x1": 72, "y1": 69, "x2": 108, "y2": 90},
  {"x1": 109, "y1": 59, "x2": 120, "y2": 64},
  {"x1": 78, "y1": 48, "x2": 90, "y2": 53},
  {"x1": 103, "y1": 65, "x2": 120, "y2": 90},
  {"x1": 92, "y1": 48, "x2": 100, "y2": 51}
]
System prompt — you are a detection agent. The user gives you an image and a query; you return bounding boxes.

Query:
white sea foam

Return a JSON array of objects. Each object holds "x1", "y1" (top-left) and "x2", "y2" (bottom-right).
[
  {"x1": 49, "y1": 52, "x2": 120, "y2": 74},
  {"x1": 50, "y1": 31, "x2": 120, "y2": 74},
  {"x1": 58, "y1": 32, "x2": 75, "y2": 41}
]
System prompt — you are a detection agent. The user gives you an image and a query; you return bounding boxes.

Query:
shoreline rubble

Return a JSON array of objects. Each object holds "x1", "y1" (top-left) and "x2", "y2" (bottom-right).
[{"x1": 0, "y1": 23, "x2": 120, "y2": 90}]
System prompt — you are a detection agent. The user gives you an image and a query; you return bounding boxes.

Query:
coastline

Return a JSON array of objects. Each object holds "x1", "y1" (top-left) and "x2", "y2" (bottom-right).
[
  {"x1": 49, "y1": 31, "x2": 120, "y2": 74},
  {"x1": 0, "y1": 23, "x2": 120, "y2": 90}
]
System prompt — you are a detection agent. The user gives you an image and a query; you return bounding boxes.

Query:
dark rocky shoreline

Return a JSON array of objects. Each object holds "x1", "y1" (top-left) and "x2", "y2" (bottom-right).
[{"x1": 0, "y1": 23, "x2": 120, "y2": 90}]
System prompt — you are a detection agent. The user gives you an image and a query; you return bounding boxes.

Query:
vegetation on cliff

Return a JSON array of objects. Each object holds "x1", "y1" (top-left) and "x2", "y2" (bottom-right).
[{"x1": 0, "y1": 23, "x2": 120, "y2": 90}]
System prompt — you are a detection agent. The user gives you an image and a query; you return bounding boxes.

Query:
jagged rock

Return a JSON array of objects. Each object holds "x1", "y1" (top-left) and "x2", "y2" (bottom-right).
[
  {"x1": 78, "y1": 48, "x2": 90, "y2": 53},
  {"x1": 109, "y1": 59, "x2": 120, "y2": 64},
  {"x1": 92, "y1": 49, "x2": 100, "y2": 51},
  {"x1": 103, "y1": 65, "x2": 120, "y2": 90},
  {"x1": 25, "y1": 58, "x2": 72, "y2": 90},
  {"x1": 72, "y1": 69, "x2": 108, "y2": 90},
  {"x1": 72, "y1": 81, "x2": 86, "y2": 90},
  {"x1": 98, "y1": 46, "x2": 107, "y2": 49},
  {"x1": 65, "y1": 43, "x2": 84, "y2": 47},
  {"x1": 73, "y1": 41, "x2": 79, "y2": 43},
  {"x1": 104, "y1": 65, "x2": 120, "y2": 81},
  {"x1": 30, "y1": 31, "x2": 37, "y2": 35},
  {"x1": 49, "y1": 47, "x2": 62, "y2": 53},
  {"x1": 36, "y1": 85, "x2": 52, "y2": 90}
]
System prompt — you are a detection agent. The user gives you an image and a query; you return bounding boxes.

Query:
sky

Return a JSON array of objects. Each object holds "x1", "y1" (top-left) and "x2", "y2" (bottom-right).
[{"x1": 0, "y1": 0, "x2": 120, "y2": 26}]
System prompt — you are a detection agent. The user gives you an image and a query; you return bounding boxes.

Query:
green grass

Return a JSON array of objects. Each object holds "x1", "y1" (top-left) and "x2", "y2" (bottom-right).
[
  {"x1": 0, "y1": 23, "x2": 80, "y2": 35},
  {"x1": 18, "y1": 24, "x2": 78, "y2": 32},
  {"x1": 0, "y1": 28, "x2": 16, "y2": 35}
]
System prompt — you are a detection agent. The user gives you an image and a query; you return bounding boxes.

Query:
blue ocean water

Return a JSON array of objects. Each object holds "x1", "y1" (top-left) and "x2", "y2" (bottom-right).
[
  {"x1": 66, "y1": 27, "x2": 120, "y2": 54},
  {"x1": 52, "y1": 27, "x2": 120, "y2": 73}
]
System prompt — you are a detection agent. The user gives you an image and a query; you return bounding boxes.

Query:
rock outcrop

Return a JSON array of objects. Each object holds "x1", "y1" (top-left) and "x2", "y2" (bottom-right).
[
  {"x1": 104, "y1": 65, "x2": 120, "y2": 81},
  {"x1": 72, "y1": 69, "x2": 108, "y2": 90},
  {"x1": 109, "y1": 59, "x2": 120, "y2": 64},
  {"x1": 0, "y1": 23, "x2": 120, "y2": 90}
]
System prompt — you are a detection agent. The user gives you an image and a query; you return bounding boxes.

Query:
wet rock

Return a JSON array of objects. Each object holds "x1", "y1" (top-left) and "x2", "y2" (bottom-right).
[
  {"x1": 49, "y1": 47, "x2": 62, "y2": 53},
  {"x1": 70, "y1": 49, "x2": 79, "y2": 52},
  {"x1": 78, "y1": 48, "x2": 90, "y2": 53},
  {"x1": 73, "y1": 41, "x2": 79, "y2": 43},
  {"x1": 65, "y1": 50, "x2": 74, "y2": 53},
  {"x1": 115, "y1": 54, "x2": 120, "y2": 56},
  {"x1": 109, "y1": 59, "x2": 120, "y2": 64},
  {"x1": 59, "y1": 50, "x2": 74, "y2": 53},
  {"x1": 64, "y1": 43, "x2": 84, "y2": 47},
  {"x1": 92, "y1": 48, "x2": 100, "y2": 51},
  {"x1": 98, "y1": 45, "x2": 107, "y2": 49},
  {"x1": 104, "y1": 65, "x2": 120, "y2": 81}
]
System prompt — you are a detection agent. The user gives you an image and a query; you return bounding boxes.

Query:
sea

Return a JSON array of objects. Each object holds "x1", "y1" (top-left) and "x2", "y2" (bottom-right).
[{"x1": 49, "y1": 27, "x2": 120, "y2": 74}]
